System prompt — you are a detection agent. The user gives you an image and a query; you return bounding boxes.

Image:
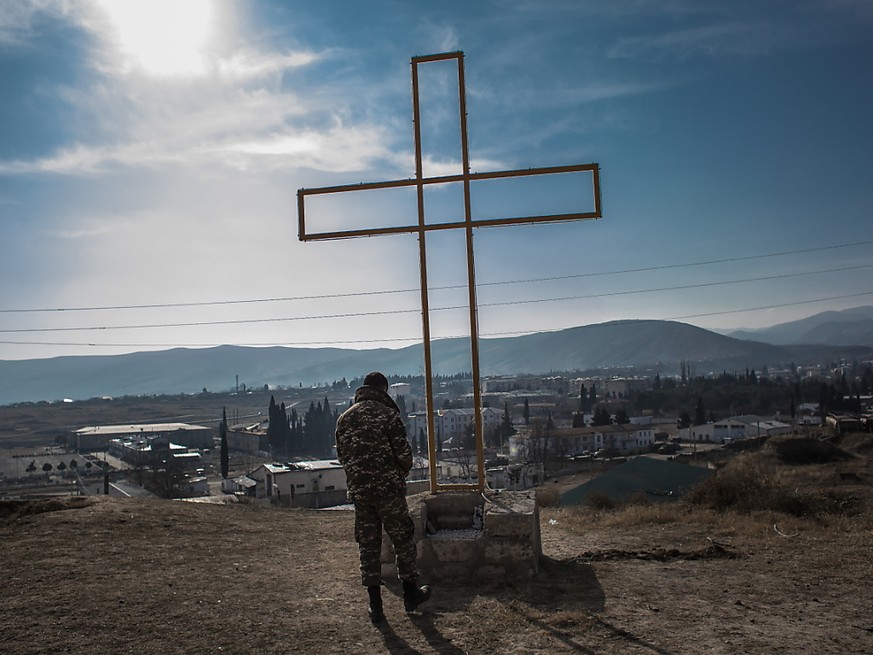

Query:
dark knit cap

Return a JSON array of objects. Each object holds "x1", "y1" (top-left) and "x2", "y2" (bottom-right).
[{"x1": 363, "y1": 371, "x2": 389, "y2": 390}]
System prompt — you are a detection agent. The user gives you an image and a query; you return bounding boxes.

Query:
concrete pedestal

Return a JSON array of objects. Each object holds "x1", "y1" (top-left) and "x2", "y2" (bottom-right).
[{"x1": 381, "y1": 490, "x2": 542, "y2": 583}]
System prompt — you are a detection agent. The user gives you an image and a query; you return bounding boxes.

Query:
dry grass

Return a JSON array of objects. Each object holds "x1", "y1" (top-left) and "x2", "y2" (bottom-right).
[
  {"x1": 546, "y1": 434, "x2": 873, "y2": 547},
  {"x1": 535, "y1": 486, "x2": 560, "y2": 507},
  {"x1": 686, "y1": 436, "x2": 870, "y2": 518}
]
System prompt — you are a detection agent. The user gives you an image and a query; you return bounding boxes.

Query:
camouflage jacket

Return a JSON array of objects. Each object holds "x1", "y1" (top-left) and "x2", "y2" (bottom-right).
[{"x1": 335, "y1": 386, "x2": 412, "y2": 501}]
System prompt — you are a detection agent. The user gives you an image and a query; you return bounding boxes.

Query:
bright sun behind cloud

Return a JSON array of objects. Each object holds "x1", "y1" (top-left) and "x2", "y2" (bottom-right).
[{"x1": 95, "y1": 0, "x2": 215, "y2": 76}]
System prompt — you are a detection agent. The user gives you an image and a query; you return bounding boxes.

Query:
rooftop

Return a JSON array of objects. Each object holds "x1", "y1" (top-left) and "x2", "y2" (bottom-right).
[{"x1": 75, "y1": 423, "x2": 209, "y2": 435}]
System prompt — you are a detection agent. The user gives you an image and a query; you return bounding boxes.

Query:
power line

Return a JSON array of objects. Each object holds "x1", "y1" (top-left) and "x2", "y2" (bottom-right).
[
  {"x1": 2, "y1": 263, "x2": 870, "y2": 334},
  {"x1": 478, "y1": 238, "x2": 873, "y2": 286},
  {"x1": 0, "y1": 307, "x2": 423, "y2": 334},
  {"x1": 478, "y1": 264, "x2": 873, "y2": 308},
  {"x1": 2, "y1": 238, "x2": 872, "y2": 314},
  {"x1": 0, "y1": 286, "x2": 421, "y2": 314},
  {"x1": 3, "y1": 289, "x2": 873, "y2": 349}
]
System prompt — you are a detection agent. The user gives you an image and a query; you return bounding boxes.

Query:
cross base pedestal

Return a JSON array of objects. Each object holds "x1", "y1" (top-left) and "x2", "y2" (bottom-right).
[{"x1": 381, "y1": 491, "x2": 542, "y2": 583}]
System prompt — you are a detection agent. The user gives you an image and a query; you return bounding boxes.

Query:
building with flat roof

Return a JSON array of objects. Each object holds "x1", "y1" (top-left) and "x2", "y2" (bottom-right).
[
  {"x1": 247, "y1": 459, "x2": 348, "y2": 508},
  {"x1": 74, "y1": 423, "x2": 211, "y2": 452},
  {"x1": 406, "y1": 407, "x2": 502, "y2": 446}
]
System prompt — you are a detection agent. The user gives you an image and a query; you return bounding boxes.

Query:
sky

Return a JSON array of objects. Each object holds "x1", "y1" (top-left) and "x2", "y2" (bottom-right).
[{"x1": 1, "y1": 0, "x2": 872, "y2": 363}]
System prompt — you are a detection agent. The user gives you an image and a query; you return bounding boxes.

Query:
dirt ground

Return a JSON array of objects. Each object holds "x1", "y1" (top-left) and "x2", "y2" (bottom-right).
[{"x1": 2, "y1": 479, "x2": 872, "y2": 655}]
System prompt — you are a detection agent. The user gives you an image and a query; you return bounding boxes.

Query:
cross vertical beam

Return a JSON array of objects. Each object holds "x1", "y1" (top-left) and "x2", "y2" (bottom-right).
[
  {"x1": 411, "y1": 52, "x2": 485, "y2": 490},
  {"x1": 297, "y1": 51, "x2": 602, "y2": 493},
  {"x1": 409, "y1": 55, "x2": 439, "y2": 491}
]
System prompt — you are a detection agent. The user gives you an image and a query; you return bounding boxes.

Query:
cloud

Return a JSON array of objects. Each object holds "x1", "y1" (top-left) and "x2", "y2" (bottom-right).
[
  {"x1": 604, "y1": 1, "x2": 873, "y2": 61},
  {"x1": 415, "y1": 19, "x2": 460, "y2": 53},
  {"x1": 0, "y1": 3, "x2": 409, "y2": 181},
  {"x1": 216, "y1": 48, "x2": 319, "y2": 81},
  {"x1": 0, "y1": 143, "x2": 114, "y2": 174},
  {"x1": 607, "y1": 21, "x2": 778, "y2": 60},
  {"x1": 0, "y1": 128, "x2": 396, "y2": 177},
  {"x1": 819, "y1": 0, "x2": 873, "y2": 22},
  {"x1": 560, "y1": 79, "x2": 673, "y2": 105},
  {"x1": 203, "y1": 121, "x2": 397, "y2": 173},
  {"x1": 0, "y1": 0, "x2": 72, "y2": 47},
  {"x1": 41, "y1": 216, "x2": 121, "y2": 240},
  {"x1": 0, "y1": 47, "x2": 391, "y2": 177}
]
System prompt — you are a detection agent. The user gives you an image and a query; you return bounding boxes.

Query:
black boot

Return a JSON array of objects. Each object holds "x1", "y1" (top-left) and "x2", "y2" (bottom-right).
[
  {"x1": 367, "y1": 585, "x2": 384, "y2": 624},
  {"x1": 402, "y1": 579, "x2": 431, "y2": 613}
]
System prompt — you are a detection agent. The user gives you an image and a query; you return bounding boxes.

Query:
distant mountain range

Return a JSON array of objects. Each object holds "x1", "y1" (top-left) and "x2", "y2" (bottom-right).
[
  {"x1": 724, "y1": 306, "x2": 873, "y2": 346},
  {"x1": 1, "y1": 307, "x2": 872, "y2": 405}
]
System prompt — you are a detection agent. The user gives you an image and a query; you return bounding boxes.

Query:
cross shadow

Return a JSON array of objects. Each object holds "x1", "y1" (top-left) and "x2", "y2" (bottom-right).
[
  {"x1": 518, "y1": 555, "x2": 607, "y2": 612},
  {"x1": 512, "y1": 557, "x2": 675, "y2": 654},
  {"x1": 505, "y1": 602, "x2": 677, "y2": 655},
  {"x1": 407, "y1": 613, "x2": 467, "y2": 655},
  {"x1": 381, "y1": 555, "x2": 603, "y2": 611},
  {"x1": 382, "y1": 556, "x2": 674, "y2": 655}
]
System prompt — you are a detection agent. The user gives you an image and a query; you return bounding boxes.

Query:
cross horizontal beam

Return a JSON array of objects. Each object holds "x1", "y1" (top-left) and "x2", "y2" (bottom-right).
[{"x1": 298, "y1": 162, "x2": 601, "y2": 241}]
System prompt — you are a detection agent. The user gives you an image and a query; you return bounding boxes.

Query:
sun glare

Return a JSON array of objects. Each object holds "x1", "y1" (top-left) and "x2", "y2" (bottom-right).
[{"x1": 96, "y1": 0, "x2": 215, "y2": 76}]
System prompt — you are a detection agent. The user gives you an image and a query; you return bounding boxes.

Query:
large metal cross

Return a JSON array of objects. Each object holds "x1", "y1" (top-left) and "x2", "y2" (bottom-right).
[{"x1": 297, "y1": 51, "x2": 602, "y2": 493}]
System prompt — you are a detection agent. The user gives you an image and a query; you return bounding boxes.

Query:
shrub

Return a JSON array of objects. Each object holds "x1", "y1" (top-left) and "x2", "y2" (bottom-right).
[
  {"x1": 686, "y1": 454, "x2": 864, "y2": 518},
  {"x1": 769, "y1": 437, "x2": 851, "y2": 465},
  {"x1": 782, "y1": 490, "x2": 862, "y2": 517},
  {"x1": 536, "y1": 487, "x2": 560, "y2": 508},
  {"x1": 686, "y1": 456, "x2": 775, "y2": 512},
  {"x1": 584, "y1": 492, "x2": 616, "y2": 511}
]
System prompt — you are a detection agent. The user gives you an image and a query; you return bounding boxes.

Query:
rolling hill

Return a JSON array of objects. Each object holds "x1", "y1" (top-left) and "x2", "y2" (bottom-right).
[{"x1": 4, "y1": 316, "x2": 872, "y2": 405}]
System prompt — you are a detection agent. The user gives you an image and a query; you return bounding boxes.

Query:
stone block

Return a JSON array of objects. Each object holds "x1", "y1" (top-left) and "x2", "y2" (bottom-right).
[
  {"x1": 484, "y1": 540, "x2": 536, "y2": 564},
  {"x1": 485, "y1": 512, "x2": 534, "y2": 539},
  {"x1": 426, "y1": 537, "x2": 481, "y2": 563},
  {"x1": 471, "y1": 565, "x2": 506, "y2": 582},
  {"x1": 406, "y1": 490, "x2": 542, "y2": 582},
  {"x1": 429, "y1": 563, "x2": 473, "y2": 580}
]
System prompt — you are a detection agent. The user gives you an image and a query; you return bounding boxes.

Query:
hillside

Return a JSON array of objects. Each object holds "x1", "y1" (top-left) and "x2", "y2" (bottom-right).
[
  {"x1": 727, "y1": 306, "x2": 873, "y2": 346},
  {"x1": 3, "y1": 316, "x2": 873, "y2": 404},
  {"x1": 3, "y1": 434, "x2": 873, "y2": 655}
]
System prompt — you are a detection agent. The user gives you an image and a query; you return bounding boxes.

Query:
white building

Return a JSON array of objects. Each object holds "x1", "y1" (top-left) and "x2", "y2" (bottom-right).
[
  {"x1": 688, "y1": 416, "x2": 792, "y2": 442},
  {"x1": 108, "y1": 436, "x2": 202, "y2": 469},
  {"x1": 74, "y1": 422, "x2": 211, "y2": 452},
  {"x1": 732, "y1": 416, "x2": 792, "y2": 439},
  {"x1": 406, "y1": 407, "x2": 503, "y2": 445},
  {"x1": 482, "y1": 376, "x2": 568, "y2": 393},
  {"x1": 226, "y1": 423, "x2": 269, "y2": 454},
  {"x1": 508, "y1": 424, "x2": 656, "y2": 460},
  {"x1": 247, "y1": 460, "x2": 347, "y2": 508},
  {"x1": 689, "y1": 419, "x2": 748, "y2": 443},
  {"x1": 389, "y1": 382, "x2": 412, "y2": 398},
  {"x1": 486, "y1": 462, "x2": 544, "y2": 490}
]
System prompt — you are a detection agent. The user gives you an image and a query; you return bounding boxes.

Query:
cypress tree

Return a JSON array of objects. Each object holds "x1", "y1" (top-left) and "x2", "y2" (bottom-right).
[
  {"x1": 267, "y1": 396, "x2": 280, "y2": 452},
  {"x1": 500, "y1": 402, "x2": 515, "y2": 446},
  {"x1": 694, "y1": 396, "x2": 706, "y2": 426},
  {"x1": 219, "y1": 407, "x2": 229, "y2": 479}
]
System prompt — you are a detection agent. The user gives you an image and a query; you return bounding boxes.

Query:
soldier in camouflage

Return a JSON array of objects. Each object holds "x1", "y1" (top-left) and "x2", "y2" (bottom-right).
[{"x1": 335, "y1": 371, "x2": 431, "y2": 624}]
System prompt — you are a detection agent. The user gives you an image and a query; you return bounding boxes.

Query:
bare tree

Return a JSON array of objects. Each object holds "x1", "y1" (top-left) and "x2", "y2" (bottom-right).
[{"x1": 143, "y1": 457, "x2": 185, "y2": 499}]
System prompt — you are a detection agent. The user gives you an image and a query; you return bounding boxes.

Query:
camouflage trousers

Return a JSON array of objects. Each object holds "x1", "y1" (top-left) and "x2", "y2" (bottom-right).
[{"x1": 353, "y1": 492, "x2": 418, "y2": 587}]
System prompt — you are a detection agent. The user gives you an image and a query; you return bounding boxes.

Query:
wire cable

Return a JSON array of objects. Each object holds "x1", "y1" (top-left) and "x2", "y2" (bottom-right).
[
  {"x1": 1, "y1": 263, "x2": 870, "y2": 334},
  {"x1": 3, "y1": 289, "x2": 872, "y2": 348},
  {"x1": 2, "y1": 238, "x2": 871, "y2": 314}
]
